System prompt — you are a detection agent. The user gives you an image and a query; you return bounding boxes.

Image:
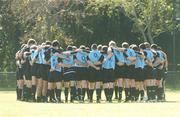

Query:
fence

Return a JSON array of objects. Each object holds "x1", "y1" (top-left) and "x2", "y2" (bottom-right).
[{"x1": 0, "y1": 71, "x2": 180, "y2": 90}]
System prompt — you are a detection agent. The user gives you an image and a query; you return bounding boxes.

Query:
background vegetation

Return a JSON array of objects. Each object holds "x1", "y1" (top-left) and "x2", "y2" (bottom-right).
[{"x1": 0, "y1": 0, "x2": 179, "y2": 72}]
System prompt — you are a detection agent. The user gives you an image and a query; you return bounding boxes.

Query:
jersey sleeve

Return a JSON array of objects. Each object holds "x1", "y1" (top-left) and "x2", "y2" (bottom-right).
[
  {"x1": 98, "y1": 55, "x2": 104, "y2": 63},
  {"x1": 51, "y1": 57, "x2": 56, "y2": 69}
]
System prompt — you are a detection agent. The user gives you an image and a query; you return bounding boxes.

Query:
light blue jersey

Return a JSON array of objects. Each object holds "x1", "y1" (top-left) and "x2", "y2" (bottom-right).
[
  {"x1": 50, "y1": 54, "x2": 61, "y2": 72},
  {"x1": 102, "y1": 54, "x2": 115, "y2": 69},
  {"x1": 62, "y1": 51, "x2": 75, "y2": 66},
  {"x1": 75, "y1": 51, "x2": 88, "y2": 67},
  {"x1": 125, "y1": 48, "x2": 136, "y2": 65},
  {"x1": 135, "y1": 53, "x2": 145, "y2": 69},
  {"x1": 113, "y1": 49, "x2": 125, "y2": 63},
  {"x1": 38, "y1": 49, "x2": 45, "y2": 64},
  {"x1": 88, "y1": 50, "x2": 102, "y2": 63},
  {"x1": 144, "y1": 49, "x2": 154, "y2": 66}
]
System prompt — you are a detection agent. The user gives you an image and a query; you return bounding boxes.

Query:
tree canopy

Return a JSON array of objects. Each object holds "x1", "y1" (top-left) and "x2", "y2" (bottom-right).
[{"x1": 0, "y1": 0, "x2": 179, "y2": 71}]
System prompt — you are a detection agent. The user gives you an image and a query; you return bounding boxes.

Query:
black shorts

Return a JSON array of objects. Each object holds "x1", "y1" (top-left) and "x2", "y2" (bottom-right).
[
  {"x1": 155, "y1": 69, "x2": 164, "y2": 80},
  {"x1": 49, "y1": 71, "x2": 62, "y2": 82},
  {"x1": 144, "y1": 66, "x2": 154, "y2": 79},
  {"x1": 40, "y1": 64, "x2": 50, "y2": 81},
  {"x1": 88, "y1": 67, "x2": 102, "y2": 82},
  {"x1": 31, "y1": 63, "x2": 41, "y2": 78},
  {"x1": 16, "y1": 68, "x2": 24, "y2": 80},
  {"x1": 115, "y1": 65, "x2": 126, "y2": 79},
  {"x1": 63, "y1": 67, "x2": 76, "y2": 82},
  {"x1": 102, "y1": 68, "x2": 115, "y2": 83},
  {"x1": 126, "y1": 65, "x2": 135, "y2": 79},
  {"x1": 135, "y1": 68, "x2": 145, "y2": 81},
  {"x1": 24, "y1": 64, "x2": 31, "y2": 80},
  {"x1": 75, "y1": 67, "x2": 88, "y2": 81}
]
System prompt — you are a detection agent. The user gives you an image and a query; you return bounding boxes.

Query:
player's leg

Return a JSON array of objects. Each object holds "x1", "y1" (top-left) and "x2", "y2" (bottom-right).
[
  {"x1": 108, "y1": 82, "x2": 114, "y2": 103},
  {"x1": 64, "y1": 81, "x2": 70, "y2": 103},
  {"x1": 70, "y1": 80, "x2": 76, "y2": 103},
  {"x1": 55, "y1": 72, "x2": 63, "y2": 103},
  {"x1": 81, "y1": 80, "x2": 88, "y2": 102},
  {"x1": 114, "y1": 81, "x2": 118, "y2": 100},
  {"x1": 117, "y1": 78, "x2": 123, "y2": 102},
  {"x1": 88, "y1": 82, "x2": 95, "y2": 103},
  {"x1": 95, "y1": 81, "x2": 101, "y2": 103}
]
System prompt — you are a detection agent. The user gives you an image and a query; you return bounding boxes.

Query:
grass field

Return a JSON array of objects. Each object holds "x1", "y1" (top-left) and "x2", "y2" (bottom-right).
[{"x1": 0, "y1": 91, "x2": 180, "y2": 117}]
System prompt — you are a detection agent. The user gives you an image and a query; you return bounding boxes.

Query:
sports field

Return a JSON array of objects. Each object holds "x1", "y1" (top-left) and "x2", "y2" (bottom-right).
[{"x1": 0, "y1": 91, "x2": 180, "y2": 117}]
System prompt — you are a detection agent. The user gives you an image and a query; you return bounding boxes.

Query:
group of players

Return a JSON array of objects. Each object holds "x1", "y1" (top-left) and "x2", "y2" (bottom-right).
[{"x1": 15, "y1": 39, "x2": 168, "y2": 103}]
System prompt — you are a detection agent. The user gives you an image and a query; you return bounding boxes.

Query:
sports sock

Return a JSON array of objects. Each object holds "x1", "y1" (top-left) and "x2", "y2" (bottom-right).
[
  {"x1": 64, "y1": 88, "x2": 69, "y2": 102},
  {"x1": 109, "y1": 88, "x2": 114, "y2": 102},
  {"x1": 77, "y1": 88, "x2": 81, "y2": 100},
  {"x1": 96, "y1": 89, "x2": 101, "y2": 101},
  {"x1": 18, "y1": 89, "x2": 23, "y2": 100},
  {"x1": 125, "y1": 88, "x2": 130, "y2": 102},
  {"x1": 16, "y1": 86, "x2": 19, "y2": 100},
  {"x1": 104, "y1": 88, "x2": 108, "y2": 101},
  {"x1": 140, "y1": 90, "x2": 144, "y2": 101},
  {"x1": 135, "y1": 89, "x2": 139, "y2": 101},
  {"x1": 89, "y1": 89, "x2": 94, "y2": 102},
  {"x1": 31, "y1": 85, "x2": 36, "y2": 101},
  {"x1": 118, "y1": 87, "x2": 123, "y2": 101},
  {"x1": 70, "y1": 86, "x2": 76, "y2": 101},
  {"x1": 114, "y1": 86, "x2": 118, "y2": 99},
  {"x1": 82, "y1": 88, "x2": 86, "y2": 101}
]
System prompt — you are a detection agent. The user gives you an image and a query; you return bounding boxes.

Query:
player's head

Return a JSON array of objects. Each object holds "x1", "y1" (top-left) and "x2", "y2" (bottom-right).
[
  {"x1": 109, "y1": 40, "x2": 116, "y2": 47},
  {"x1": 132, "y1": 45, "x2": 139, "y2": 51},
  {"x1": 66, "y1": 45, "x2": 73, "y2": 51},
  {"x1": 130, "y1": 44, "x2": 136, "y2": 49},
  {"x1": 97, "y1": 44, "x2": 102, "y2": 51},
  {"x1": 139, "y1": 43, "x2": 146, "y2": 50},
  {"x1": 122, "y1": 42, "x2": 129, "y2": 48},
  {"x1": 72, "y1": 46, "x2": 77, "y2": 51},
  {"x1": 151, "y1": 44, "x2": 158, "y2": 50},
  {"x1": 102, "y1": 45, "x2": 108, "y2": 54},
  {"x1": 79, "y1": 45, "x2": 86, "y2": 50},
  {"x1": 30, "y1": 44, "x2": 37, "y2": 50},
  {"x1": 45, "y1": 40, "x2": 52, "y2": 46},
  {"x1": 27, "y1": 38, "x2": 36, "y2": 46},
  {"x1": 144, "y1": 42, "x2": 151, "y2": 49},
  {"x1": 52, "y1": 40, "x2": 60, "y2": 49},
  {"x1": 91, "y1": 44, "x2": 97, "y2": 50}
]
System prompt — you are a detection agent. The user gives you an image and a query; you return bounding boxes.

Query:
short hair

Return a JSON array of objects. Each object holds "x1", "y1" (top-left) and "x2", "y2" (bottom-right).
[
  {"x1": 132, "y1": 45, "x2": 139, "y2": 51},
  {"x1": 151, "y1": 44, "x2": 158, "y2": 50},
  {"x1": 139, "y1": 43, "x2": 146, "y2": 50},
  {"x1": 97, "y1": 44, "x2": 102, "y2": 51},
  {"x1": 45, "y1": 41, "x2": 52, "y2": 46},
  {"x1": 72, "y1": 46, "x2": 77, "y2": 50},
  {"x1": 91, "y1": 44, "x2": 97, "y2": 50},
  {"x1": 144, "y1": 42, "x2": 150, "y2": 48},
  {"x1": 122, "y1": 42, "x2": 129, "y2": 48},
  {"x1": 30, "y1": 45, "x2": 37, "y2": 50},
  {"x1": 102, "y1": 45, "x2": 108, "y2": 53},
  {"x1": 109, "y1": 40, "x2": 116, "y2": 47},
  {"x1": 52, "y1": 40, "x2": 60, "y2": 47},
  {"x1": 129, "y1": 44, "x2": 136, "y2": 49},
  {"x1": 79, "y1": 45, "x2": 86, "y2": 50},
  {"x1": 66, "y1": 45, "x2": 73, "y2": 51},
  {"x1": 27, "y1": 38, "x2": 36, "y2": 45}
]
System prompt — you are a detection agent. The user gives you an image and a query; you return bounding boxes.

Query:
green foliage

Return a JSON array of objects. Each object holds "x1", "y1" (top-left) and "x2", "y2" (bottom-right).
[{"x1": 0, "y1": 0, "x2": 176, "y2": 71}]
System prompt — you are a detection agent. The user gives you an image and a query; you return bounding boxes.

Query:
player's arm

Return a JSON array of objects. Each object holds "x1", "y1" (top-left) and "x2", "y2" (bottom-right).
[
  {"x1": 50, "y1": 57, "x2": 56, "y2": 72},
  {"x1": 87, "y1": 56, "x2": 100, "y2": 70}
]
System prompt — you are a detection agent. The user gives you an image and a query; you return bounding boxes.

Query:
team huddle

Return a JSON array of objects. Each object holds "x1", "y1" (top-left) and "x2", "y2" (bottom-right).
[{"x1": 15, "y1": 39, "x2": 168, "y2": 103}]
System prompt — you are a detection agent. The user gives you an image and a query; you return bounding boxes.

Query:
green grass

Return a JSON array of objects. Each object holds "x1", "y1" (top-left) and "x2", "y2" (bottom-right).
[{"x1": 0, "y1": 91, "x2": 180, "y2": 117}]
